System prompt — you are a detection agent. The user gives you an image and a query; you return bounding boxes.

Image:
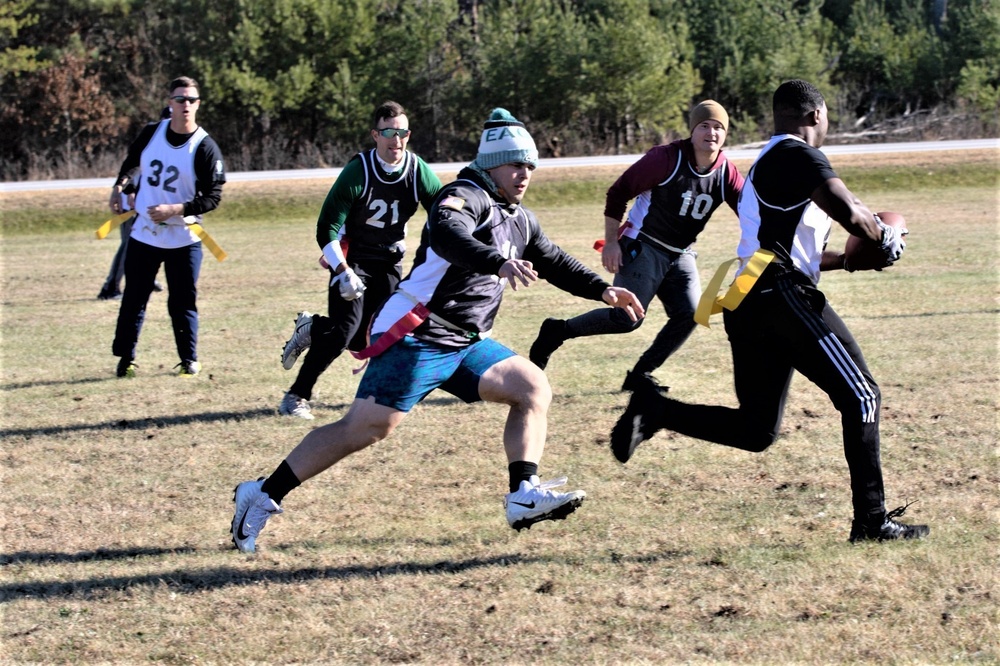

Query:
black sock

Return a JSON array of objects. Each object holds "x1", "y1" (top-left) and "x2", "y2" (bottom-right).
[
  {"x1": 508, "y1": 461, "x2": 539, "y2": 492},
  {"x1": 260, "y1": 460, "x2": 301, "y2": 504}
]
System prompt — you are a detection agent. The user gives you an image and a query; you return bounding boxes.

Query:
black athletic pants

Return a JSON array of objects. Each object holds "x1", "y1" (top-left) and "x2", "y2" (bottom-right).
[{"x1": 658, "y1": 269, "x2": 886, "y2": 521}]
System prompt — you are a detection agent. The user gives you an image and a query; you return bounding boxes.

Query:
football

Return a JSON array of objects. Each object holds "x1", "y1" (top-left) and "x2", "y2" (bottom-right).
[{"x1": 844, "y1": 211, "x2": 908, "y2": 271}]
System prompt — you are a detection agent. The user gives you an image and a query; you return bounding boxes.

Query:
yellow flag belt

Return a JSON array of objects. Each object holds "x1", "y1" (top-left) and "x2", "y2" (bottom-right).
[
  {"x1": 94, "y1": 212, "x2": 134, "y2": 240},
  {"x1": 188, "y1": 223, "x2": 228, "y2": 261},
  {"x1": 694, "y1": 249, "x2": 775, "y2": 328},
  {"x1": 95, "y1": 214, "x2": 227, "y2": 261}
]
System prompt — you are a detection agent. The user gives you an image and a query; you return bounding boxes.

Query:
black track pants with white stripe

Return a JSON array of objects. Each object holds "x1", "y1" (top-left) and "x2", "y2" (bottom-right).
[{"x1": 658, "y1": 270, "x2": 885, "y2": 520}]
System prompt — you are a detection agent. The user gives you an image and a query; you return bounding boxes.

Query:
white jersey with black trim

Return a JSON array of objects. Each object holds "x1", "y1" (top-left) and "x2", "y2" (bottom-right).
[{"x1": 132, "y1": 119, "x2": 209, "y2": 249}]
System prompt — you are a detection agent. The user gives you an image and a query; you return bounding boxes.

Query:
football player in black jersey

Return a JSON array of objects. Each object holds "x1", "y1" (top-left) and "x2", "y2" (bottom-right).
[{"x1": 611, "y1": 80, "x2": 927, "y2": 544}]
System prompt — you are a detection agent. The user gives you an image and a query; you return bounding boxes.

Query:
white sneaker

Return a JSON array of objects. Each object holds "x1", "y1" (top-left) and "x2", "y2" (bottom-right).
[
  {"x1": 176, "y1": 360, "x2": 201, "y2": 377},
  {"x1": 504, "y1": 475, "x2": 586, "y2": 531},
  {"x1": 279, "y1": 391, "x2": 314, "y2": 420},
  {"x1": 231, "y1": 478, "x2": 283, "y2": 553},
  {"x1": 281, "y1": 311, "x2": 313, "y2": 370}
]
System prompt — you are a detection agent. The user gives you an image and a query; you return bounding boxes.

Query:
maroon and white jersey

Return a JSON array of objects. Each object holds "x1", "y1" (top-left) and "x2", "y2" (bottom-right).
[{"x1": 605, "y1": 138, "x2": 743, "y2": 250}]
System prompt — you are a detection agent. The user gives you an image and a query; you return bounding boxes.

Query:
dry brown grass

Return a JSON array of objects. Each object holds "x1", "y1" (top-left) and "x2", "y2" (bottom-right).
[{"x1": 1, "y1": 150, "x2": 997, "y2": 664}]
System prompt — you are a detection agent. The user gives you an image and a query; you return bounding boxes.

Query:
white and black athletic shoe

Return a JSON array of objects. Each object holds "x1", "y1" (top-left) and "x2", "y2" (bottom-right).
[
  {"x1": 231, "y1": 478, "x2": 283, "y2": 553},
  {"x1": 281, "y1": 311, "x2": 313, "y2": 370},
  {"x1": 279, "y1": 391, "x2": 314, "y2": 420},
  {"x1": 504, "y1": 475, "x2": 586, "y2": 531}
]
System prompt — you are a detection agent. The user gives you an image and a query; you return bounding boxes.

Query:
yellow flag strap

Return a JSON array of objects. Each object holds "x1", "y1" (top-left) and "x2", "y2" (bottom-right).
[
  {"x1": 694, "y1": 250, "x2": 775, "y2": 328},
  {"x1": 96, "y1": 214, "x2": 226, "y2": 261},
  {"x1": 189, "y1": 223, "x2": 228, "y2": 262},
  {"x1": 95, "y1": 212, "x2": 135, "y2": 240}
]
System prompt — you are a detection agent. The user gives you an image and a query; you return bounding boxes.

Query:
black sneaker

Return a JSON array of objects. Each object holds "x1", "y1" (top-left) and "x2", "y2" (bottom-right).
[
  {"x1": 621, "y1": 369, "x2": 670, "y2": 394},
  {"x1": 849, "y1": 503, "x2": 930, "y2": 543},
  {"x1": 97, "y1": 289, "x2": 122, "y2": 301},
  {"x1": 528, "y1": 318, "x2": 567, "y2": 370},
  {"x1": 116, "y1": 358, "x2": 137, "y2": 378},
  {"x1": 152, "y1": 280, "x2": 164, "y2": 292},
  {"x1": 609, "y1": 382, "x2": 665, "y2": 463}
]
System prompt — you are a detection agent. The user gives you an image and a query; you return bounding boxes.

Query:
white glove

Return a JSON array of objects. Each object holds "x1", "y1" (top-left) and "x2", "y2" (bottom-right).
[
  {"x1": 388, "y1": 240, "x2": 406, "y2": 262},
  {"x1": 333, "y1": 267, "x2": 365, "y2": 301},
  {"x1": 877, "y1": 215, "x2": 906, "y2": 266}
]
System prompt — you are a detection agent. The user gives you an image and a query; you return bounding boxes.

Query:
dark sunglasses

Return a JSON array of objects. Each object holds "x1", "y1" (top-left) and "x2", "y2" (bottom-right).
[
  {"x1": 171, "y1": 96, "x2": 200, "y2": 104},
  {"x1": 374, "y1": 128, "x2": 410, "y2": 138}
]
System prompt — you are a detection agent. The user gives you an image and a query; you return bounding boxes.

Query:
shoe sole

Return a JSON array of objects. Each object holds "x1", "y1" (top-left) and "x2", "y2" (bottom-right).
[
  {"x1": 510, "y1": 495, "x2": 585, "y2": 532},
  {"x1": 281, "y1": 343, "x2": 304, "y2": 370},
  {"x1": 281, "y1": 313, "x2": 312, "y2": 370}
]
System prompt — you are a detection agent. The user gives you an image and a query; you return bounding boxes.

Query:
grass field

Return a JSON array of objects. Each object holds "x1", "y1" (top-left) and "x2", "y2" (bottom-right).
[{"x1": 1, "y1": 150, "x2": 998, "y2": 664}]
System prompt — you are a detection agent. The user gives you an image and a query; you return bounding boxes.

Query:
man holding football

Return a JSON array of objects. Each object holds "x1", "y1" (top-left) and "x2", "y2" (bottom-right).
[
  {"x1": 611, "y1": 79, "x2": 929, "y2": 544},
  {"x1": 231, "y1": 108, "x2": 646, "y2": 553}
]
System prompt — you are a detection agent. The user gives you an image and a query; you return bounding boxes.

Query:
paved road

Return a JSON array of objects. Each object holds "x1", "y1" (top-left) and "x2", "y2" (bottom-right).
[{"x1": 2, "y1": 138, "x2": 996, "y2": 193}]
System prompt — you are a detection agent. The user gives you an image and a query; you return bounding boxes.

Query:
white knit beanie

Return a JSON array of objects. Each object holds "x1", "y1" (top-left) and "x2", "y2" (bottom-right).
[{"x1": 473, "y1": 108, "x2": 538, "y2": 170}]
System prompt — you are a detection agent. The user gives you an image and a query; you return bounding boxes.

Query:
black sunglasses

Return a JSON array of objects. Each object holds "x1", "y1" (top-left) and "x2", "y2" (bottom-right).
[
  {"x1": 374, "y1": 128, "x2": 410, "y2": 138},
  {"x1": 171, "y1": 96, "x2": 200, "y2": 104}
]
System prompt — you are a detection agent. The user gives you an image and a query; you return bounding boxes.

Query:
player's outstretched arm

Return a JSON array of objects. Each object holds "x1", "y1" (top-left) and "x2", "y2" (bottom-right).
[
  {"x1": 499, "y1": 258, "x2": 539, "y2": 291},
  {"x1": 602, "y1": 286, "x2": 645, "y2": 322}
]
